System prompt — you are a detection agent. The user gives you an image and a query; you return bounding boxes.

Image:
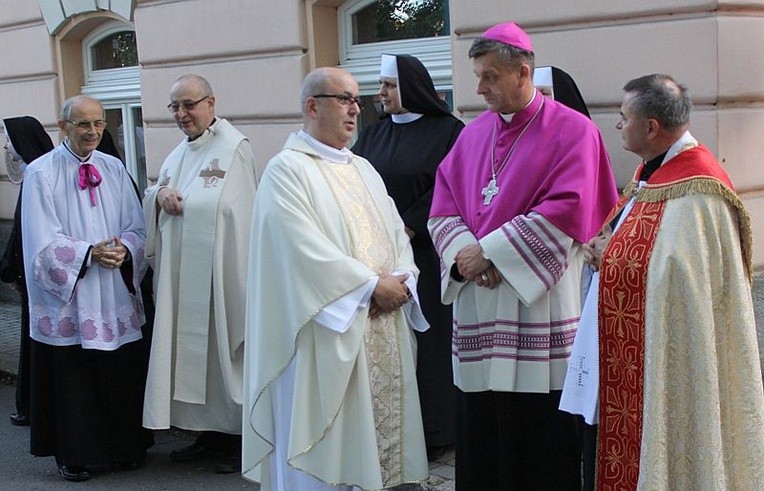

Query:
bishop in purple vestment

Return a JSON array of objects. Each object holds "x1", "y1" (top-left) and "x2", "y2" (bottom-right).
[{"x1": 428, "y1": 22, "x2": 618, "y2": 490}]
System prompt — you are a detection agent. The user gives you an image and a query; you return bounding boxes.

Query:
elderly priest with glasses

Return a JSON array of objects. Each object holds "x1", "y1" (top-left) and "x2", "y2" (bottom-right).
[
  {"x1": 21, "y1": 95, "x2": 150, "y2": 482},
  {"x1": 142, "y1": 74, "x2": 257, "y2": 474}
]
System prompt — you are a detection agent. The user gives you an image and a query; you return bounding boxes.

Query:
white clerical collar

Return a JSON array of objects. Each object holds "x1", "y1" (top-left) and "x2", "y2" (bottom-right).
[
  {"x1": 661, "y1": 130, "x2": 697, "y2": 165},
  {"x1": 298, "y1": 130, "x2": 351, "y2": 164},
  {"x1": 499, "y1": 90, "x2": 537, "y2": 123},
  {"x1": 188, "y1": 118, "x2": 218, "y2": 146},
  {"x1": 62, "y1": 140, "x2": 92, "y2": 162},
  {"x1": 391, "y1": 112, "x2": 423, "y2": 124},
  {"x1": 636, "y1": 131, "x2": 697, "y2": 188}
]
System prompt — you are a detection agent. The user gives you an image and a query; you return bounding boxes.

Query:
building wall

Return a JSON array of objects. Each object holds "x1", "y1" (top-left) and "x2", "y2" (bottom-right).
[
  {"x1": 0, "y1": 2, "x2": 59, "y2": 217},
  {"x1": 134, "y1": 0, "x2": 308, "y2": 181}
]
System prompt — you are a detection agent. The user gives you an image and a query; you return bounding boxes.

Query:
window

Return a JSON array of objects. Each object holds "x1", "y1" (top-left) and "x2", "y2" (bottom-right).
[
  {"x1": 339, "y1": 0, "x2": 454, "y2": 130},
  {"x1": 350, "y1": 0, "x2": 449, "y2": 44},
  {"x1": 81, "y1": 21, "x2": 146, "y2": 193},
  {"x1": 90, "y1": 30, "x2": 138, "y2": 70},
  {"x1": 101, "y1": 104, "x2": 146, "y2": 193}
]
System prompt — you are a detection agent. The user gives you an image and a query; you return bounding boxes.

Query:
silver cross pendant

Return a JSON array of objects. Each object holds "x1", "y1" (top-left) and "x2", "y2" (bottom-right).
[{"x1": 482, "y1": 178, "x2": 499, "y2": 205}]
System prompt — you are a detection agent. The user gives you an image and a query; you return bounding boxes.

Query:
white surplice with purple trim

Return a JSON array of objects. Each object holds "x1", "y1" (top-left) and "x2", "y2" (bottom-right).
[
  {"x1": 427, "y1": 91, "x2": 618, "y2": 393},
  {"x1": 428, "y1": 212, "x2": 583, "y2": 392},
  {"x1": 21, "y1": 144, "x2": 147, "y2": 351}
]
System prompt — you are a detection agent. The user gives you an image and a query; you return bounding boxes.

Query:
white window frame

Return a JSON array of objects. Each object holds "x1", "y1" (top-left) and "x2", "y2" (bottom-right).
[
  {"x1": 338, "y1": 0, "x2": 453, "y2": 95},
  {"x1": 81, "y1": 21, "x2": 141, "y2": 102},
  {"x1": 101, "y1": 102, "x2": 143, "y2": 175},
  {"x1": 80, "y1": 20, "x2": 145, "y2": 189}
]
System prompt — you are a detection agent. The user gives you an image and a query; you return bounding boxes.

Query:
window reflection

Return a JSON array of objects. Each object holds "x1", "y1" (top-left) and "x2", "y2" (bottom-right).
[
  {"x1": 102, "y1": 108, "x2": 124, "y2": 162},
  {"x1": 91, "y1": 31, "x2": 138, "y2": 70},
  {"x1": 352, "y1": 0, "x2": 449, "y2": 44},
  {"x1": 131, "y1": 107, "x2": 146, "y2": 193},
  {"x1": 100, "y1": 107, "x2": 147, "y2": 194}
]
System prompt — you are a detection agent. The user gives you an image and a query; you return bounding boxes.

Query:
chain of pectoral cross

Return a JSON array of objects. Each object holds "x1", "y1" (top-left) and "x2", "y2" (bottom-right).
[{"x1": 482, "y1": 96, "x2": 545, "y2": 205}]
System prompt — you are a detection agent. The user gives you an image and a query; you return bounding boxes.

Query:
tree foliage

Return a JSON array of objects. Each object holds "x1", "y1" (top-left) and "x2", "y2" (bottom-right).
[{"x1": 371, "y1": 0, "x2": 448, "y2": 42}]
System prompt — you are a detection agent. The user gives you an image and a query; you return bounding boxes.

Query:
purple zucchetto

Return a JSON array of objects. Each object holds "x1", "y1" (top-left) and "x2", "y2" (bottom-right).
[{"x1": 481, "y1": 22, "x2": 533, "y2": 52}]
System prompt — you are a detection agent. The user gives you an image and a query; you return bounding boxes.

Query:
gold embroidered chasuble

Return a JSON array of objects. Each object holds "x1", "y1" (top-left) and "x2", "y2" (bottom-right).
[
  {"x1": 243, "y1": 133, "x2": 428, "y2": 490},
  {"x1": 596, "y1": 143, "x2": 764, "y2": 490},
  {"x1": 321, "y1": 162, "x2": 405, "y2": 485}
]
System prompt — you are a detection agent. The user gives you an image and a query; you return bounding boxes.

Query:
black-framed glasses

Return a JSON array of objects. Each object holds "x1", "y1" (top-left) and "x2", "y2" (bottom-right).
[
  {"x1": 312, "y1": 94, "x2": 363, "y2": 108},
  {"x1": 65, "y1": 119, "x2": 107, "y2": 130},
  {"x1": 167, "y1": 96, "x2": 210, "y2": 113}
]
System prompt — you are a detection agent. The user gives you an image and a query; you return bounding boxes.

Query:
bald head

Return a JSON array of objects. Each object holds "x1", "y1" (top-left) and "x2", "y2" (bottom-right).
[
  {"x1": 169, "y1": 74, "x2": 216, "y2": 139},
  {"x1": 172, "y1": 74, "x2": 214, "y2": 97},
  {"x1": 300, "y1": 67, "x2": 333, "y2": 116},
  {"x1": 300, "y1": 67, "x2": 360, "y2": 149}
]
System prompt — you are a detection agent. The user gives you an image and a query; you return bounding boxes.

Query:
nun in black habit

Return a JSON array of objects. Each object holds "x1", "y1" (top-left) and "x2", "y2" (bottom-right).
[
  {"x1": 352, "y1": 53, "x2": 464, "y2": 455},
  {"x1": 1, "y1": 116, "x2": 54, "y2": 427}
]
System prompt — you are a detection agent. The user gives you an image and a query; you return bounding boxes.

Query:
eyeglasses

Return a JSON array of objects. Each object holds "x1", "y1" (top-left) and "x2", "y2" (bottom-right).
[
  {"x1": 167, "y1": 96, "x2": 210, "y2": 113},
  {"x1": 65, "y1": 119, "x2": 107, "y2": 130},
  {"x1": 312, "y1": 94, "x2": 363, "y2": 108}
]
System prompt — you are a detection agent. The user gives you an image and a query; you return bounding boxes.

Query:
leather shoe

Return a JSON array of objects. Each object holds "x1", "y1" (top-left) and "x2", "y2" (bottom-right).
[
  {"x1": 170, "y1": 442, "x2": 211, "y2": 463},
  {"x1": 58, "y1": 464, "x2": 90, "y2": 482},
  {"x1": 9, "y1": 413, "x2": 29, "y2": 426},
  {"x1": 214, "y1": 453, "x2": 241, "y2": 474}
]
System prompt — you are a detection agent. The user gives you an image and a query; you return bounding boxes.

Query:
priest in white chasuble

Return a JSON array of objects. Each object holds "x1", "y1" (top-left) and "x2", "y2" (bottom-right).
[
  {"x1": 243, "y1": 67, "x2": 430, "y2": 491},
  {"x1": 142, "y1": 74, "x2": 257, "y2": 474}
]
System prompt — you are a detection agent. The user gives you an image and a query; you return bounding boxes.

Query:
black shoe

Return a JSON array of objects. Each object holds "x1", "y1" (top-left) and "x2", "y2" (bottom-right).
[
  {"x1": 57, "y1": 464, "x2": 90, "y2": 482},
  {"x1": 170, "y1": 442, "x2": 211, "y2": 463},
  {"x1": 10, "y1": 413, "x2": 29, "y2": 426},
  {"x1": 214, "y1": 453, "x2": 241, "y2": 474}
]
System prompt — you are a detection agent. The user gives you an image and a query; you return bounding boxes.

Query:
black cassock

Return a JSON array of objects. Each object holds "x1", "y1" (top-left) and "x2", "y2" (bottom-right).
[{"x1": 25, "y1": 129, "x2": 154, "y2": 469}]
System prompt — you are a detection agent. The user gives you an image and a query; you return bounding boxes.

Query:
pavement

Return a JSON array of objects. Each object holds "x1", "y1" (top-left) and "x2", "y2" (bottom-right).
[
  {"x1": 0, "y1": 302, "x2": 21, "y2": 377},
  {"x1": 0, "y1": 294, "x2": 455, "y2": 490}
]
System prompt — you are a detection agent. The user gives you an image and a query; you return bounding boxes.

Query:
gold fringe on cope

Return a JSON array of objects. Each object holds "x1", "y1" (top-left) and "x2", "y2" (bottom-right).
[{"x1": 623, "y1": 177, "x2": 754, "y2": 280}]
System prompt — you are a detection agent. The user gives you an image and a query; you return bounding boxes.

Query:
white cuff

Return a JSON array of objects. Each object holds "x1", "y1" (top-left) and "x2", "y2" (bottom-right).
[
  {"x1": 394, "y1": 269, "x2": 429, "y2": 332},
  {"x1": 314, "y1": 278, "x2": 377, "y2": 333}
]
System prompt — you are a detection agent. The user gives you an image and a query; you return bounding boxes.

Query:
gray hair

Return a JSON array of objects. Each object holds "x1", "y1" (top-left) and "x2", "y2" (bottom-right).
[
  {"x1": 299, "y1": 69, "x2": 329, "y2": 116},
  {"x1": 469, "y1": 38, "x2": 535, "y2": 75},
  {"x1": 59, "y1": 95, "x2": 104, "y2": 121},
  {"x1": 623, "y1": 74, "x2": 692, "y2": 129}
]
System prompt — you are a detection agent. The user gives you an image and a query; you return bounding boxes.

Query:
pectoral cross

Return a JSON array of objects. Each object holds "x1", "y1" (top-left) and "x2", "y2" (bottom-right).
[{"x1": 482, "y1": 178, "x2": 499, "y2": 205}]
